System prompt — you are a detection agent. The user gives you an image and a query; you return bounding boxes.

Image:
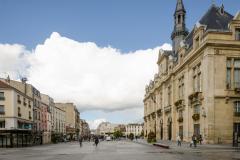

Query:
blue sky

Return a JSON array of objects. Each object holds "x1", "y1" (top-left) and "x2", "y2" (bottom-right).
[
  {"x1": 0, "y1": 0, "x2": 239, "y2": 128},
  {"x1": 0, "y1": 0, "x2": 239, "y2": 52}
]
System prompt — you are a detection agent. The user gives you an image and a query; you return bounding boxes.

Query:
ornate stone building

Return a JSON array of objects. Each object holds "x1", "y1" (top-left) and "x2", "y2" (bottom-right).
[
  {"x1": 144, "y1": 0, "x2": 240, "y2": 144},
  {"x1": 125, "y1": 123, "x2": 143, "y2": 137}
]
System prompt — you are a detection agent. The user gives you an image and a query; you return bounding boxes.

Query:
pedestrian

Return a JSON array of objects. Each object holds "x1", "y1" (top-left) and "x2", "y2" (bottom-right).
[
  {"x1": 94, "y1": 136, "x2": 99, "y2": 147},
  {"x1": 79, "y1": 136, "x2": 83, "y2": 147},
  {"x1": 190, "y1": 135, "x2": 195, "y2": 148},
  {"x1": 199, "y1": 134, "x2": 203, "y2": 145},
  {"x1": 177, "y1": 135, "x2": 181, "y2": 146},
  {"x1": 193, "y1": 135, "x2": 197, "y2": 148}
]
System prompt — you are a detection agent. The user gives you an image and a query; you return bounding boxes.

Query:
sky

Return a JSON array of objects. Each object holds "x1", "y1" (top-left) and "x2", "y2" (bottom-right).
[{"x1": 0, "y1": 0, "x2": 239, "y2": 129}]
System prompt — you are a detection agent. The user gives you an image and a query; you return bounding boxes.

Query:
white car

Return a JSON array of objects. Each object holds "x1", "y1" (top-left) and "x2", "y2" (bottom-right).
[{"x1": 106, "y1": 136, "x2": 112, "y2": 141}]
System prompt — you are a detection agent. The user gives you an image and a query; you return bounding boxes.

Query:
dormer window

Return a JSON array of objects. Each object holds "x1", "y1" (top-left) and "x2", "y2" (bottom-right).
[
  {"x1": 235, "y1": 28, "x2": 240, "y2": 40},
  {"x1": 195, "y1": 36, "x2": 200, "y2": 48}
]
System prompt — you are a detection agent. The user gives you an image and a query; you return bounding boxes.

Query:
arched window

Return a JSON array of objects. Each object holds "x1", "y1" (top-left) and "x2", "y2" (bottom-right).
[{"x1": 178, "y1": 15, "x2": 181, "y2": 24}]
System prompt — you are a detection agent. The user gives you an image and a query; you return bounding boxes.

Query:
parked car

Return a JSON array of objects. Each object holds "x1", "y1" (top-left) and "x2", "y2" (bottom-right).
[{"x1": 106, "y1": 136, "x2": 112, "y2": 141}]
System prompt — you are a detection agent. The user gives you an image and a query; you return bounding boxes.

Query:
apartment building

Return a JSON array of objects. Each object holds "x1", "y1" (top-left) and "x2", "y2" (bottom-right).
[
  {"x1": 125, "y1": 123, "x2": 143, "y2": 137},
  {"x1": 0, "y1": 78, "x2": 33, "y2": 147}
]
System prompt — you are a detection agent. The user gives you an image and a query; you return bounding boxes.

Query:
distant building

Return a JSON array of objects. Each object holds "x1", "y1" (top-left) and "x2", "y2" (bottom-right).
[
  {"x1": 79, "y1": 119, "x2": 90, "y2": 138},
  {"x1": 114, "y1": 124, "x2": 126, "y2": 135},
  {"x1": 125, "y1": 123, "x2": 143, "y2": 137},
  {"x1": 55, "y1": 103, "x2": 80, "y2": 140},
  {"x1": 96, "y1": 122, "x2": 118, "y2": 136}
]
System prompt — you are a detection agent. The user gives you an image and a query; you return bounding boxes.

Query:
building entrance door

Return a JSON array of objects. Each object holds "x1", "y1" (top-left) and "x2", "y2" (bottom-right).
[
  {"x1": 167, "y1": 117, "x2": 172, "y2": 140},
  {"x1": 194, "y1": 124, "x2": 200, "y2": 136},
  {"x1": 179, "y1": 126, "x2": 183, "y2": 140},
  {"x1": 160, "y1": 123, "x2": 163, "y2": 140},
  {"x1": 233, "y1": 123, "x2": 240, "y2": 147}
]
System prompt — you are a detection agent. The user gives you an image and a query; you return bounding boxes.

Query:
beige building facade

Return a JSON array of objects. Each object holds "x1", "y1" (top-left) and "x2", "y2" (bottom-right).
[
  {"x1": 96, "y1": 122, "x2": 118, "y2": 136},
  {"x1": 0, "y1": 79, "x2": 34, "y2": 147},
  {"x1": 79, "y1": 119, "x2": 90, "y2": 138},
  {"x1": 41, "y1": 94, "x2": 66, "y2": 136},
  {"x1": 55, "y1": 103, "x2": 80, "y2": 140},
  {"x1": 144, "y1": 1, "x2": 240, "y2": 144},
  {"x1": 125, "y1": 123, "x2": 143, "y2": 137}
]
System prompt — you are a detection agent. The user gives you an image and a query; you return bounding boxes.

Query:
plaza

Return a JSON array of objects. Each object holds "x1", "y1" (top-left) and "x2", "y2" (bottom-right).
[{"x1": 0, "y1": 141, "x2": 239, "y2": 160}]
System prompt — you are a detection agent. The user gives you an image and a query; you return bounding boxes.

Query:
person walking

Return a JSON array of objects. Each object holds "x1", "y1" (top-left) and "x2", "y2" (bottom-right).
[
  {"x1": 94, "y1": 136, "x2": 99, "y2": 147},
  {"x1": 79, "y1": 136, "x2": 83, "y2": 147},
  {"x1": 193, "y1": 135, "x2": 197, "y2": 148},
  {"x1": 199, "y1": 134, "x2": 203, "y2": 145},
  {"x1": 177, "y1": 135, "x2": 181, "y2": 146}
]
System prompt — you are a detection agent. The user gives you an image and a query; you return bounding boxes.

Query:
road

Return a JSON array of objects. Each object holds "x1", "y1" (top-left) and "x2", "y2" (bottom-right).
[{"x1": 0, "y1": 141, "x2": 239, "y2": 160}]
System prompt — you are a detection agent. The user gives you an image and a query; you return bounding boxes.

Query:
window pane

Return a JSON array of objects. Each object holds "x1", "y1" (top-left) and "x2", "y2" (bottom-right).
[
  {"x1": 234, "y1": 69, "x2": 240, "y2": 87},
  {"x1": 235, "y1": 102, "x2": 240, "y2": 113},
  {"x1": 234, "y1": 59, "x2": 240, "y2": 68},
  {"x1": 194, "y1": 105, "x2": 200, "y2": 114},
  {"x1": 227, "y1": 59, "x2": 232, "y2": 68},
  {"x1": 0, "y1": 105, "x2": 4, "y2": 112},
  {"x1": 0, "y1": 92, "x2": 4, "y2": 97},
  {"x1": 236, "y1": 28, "x2": 240, "y2": 40},
  {"x1": 227, "y1": 69, "x2": 231, "y2": 86}
]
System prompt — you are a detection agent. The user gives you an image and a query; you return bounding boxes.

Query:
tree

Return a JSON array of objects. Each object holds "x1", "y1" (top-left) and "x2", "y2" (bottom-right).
[
  {"x1": 147, "y1": 132, "x2": 156, "y2": 143},
  {"x1": 113, "y1": 130, "x2": 123, "y2": 139},
  {"x1": 129, "y1": 133, "x2": 134, "y2": 141}
]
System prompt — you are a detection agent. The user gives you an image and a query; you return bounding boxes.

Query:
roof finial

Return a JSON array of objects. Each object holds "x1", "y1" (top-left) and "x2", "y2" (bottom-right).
[
  {"x1": 212, "y1": 0, "x2": 215, "y2": 5},
  {"x1": 175, "y1": 0, "x2": 186, "y2": 13}
]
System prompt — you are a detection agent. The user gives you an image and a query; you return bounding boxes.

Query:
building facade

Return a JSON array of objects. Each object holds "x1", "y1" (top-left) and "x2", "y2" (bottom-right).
[
  {"x1": 125, "y1": 123, "x2": 143, "y2": 137},
  {"x1": 96, "y1": 122, "x2": 118, "y2": 136},
  {"x1": 144, "y1": 0, "x2": 240, "y2": 144},
  {"x1": 79, "y1": 119, "x2": 90, "y2": 138},
  {"x1": 0, "y1": 79, "x2": 33, "y2": 147},
  {"x1": 55, "y1": 103, "x2": 79, "y2": 140},
  {"x1": 40, "y1": 99, "x2": 51, "y2": 144},
  {"x1": 41, "y1": 94, "x2": 66, "y2": 142}
]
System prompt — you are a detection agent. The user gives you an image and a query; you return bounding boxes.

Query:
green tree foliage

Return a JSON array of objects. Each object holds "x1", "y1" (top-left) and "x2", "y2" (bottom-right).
[
  {"x1": 113, "y1": 130, "x2": 123, "y2": 139},
  {"x1": 147, "y1": 132, "x2": 156, "y2": 143},
  {"x1": 129, "y1": 133, "x2": 134, "y2": 141}
]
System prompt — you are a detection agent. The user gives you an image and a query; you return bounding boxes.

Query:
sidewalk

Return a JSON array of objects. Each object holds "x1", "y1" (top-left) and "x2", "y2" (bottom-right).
[{"x1": 132, "y1": 139, "x2": 240, "y2": 151}]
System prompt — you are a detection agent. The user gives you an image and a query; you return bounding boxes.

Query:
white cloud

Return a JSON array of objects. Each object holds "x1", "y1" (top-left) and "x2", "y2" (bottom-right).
[
  {"x1": 27, "y1": 32, "x2": 171, "y2": 111},
  {"x1": 0, "y1": 32, "x2": 172, "y2": 114},
  {"x1": 0, "y1": 44, "x2": 30, "y2": 79},
  {"x1": 87, "y1": 118, "x2": 107, "y2": 130}
]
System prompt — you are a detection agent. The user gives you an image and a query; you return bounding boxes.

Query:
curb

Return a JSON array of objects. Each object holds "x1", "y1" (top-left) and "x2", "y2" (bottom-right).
[{"x1": 153, "y1": 143, "x2": 170, "y2": 149}]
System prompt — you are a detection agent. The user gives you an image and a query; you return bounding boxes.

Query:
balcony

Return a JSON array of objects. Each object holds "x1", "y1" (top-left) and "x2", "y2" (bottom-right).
[
  {"x1": 157, "y1": 109, "x2": 162, "y2": 117},
  {"x1": 0, "y1": 97, "x2": 5, "y2": 101},
  {"x1": 164, "y1": 105, "x2": 171, "y2": 113},
  {"x1": 177, "y1": 117, "x2": 183, "y2": 123},
  {"x1": 188, "y1": 92, "x2": 203, "y2": 105},
  {"x1": 234, "y1": 82, "x2": 240, "y2": 93},
  {"x1": 234, "y1": 112, "x2": 240, "y2": 117},
  {"x1": 151, "y1": 112, "x2": 156, "y2": 119},
  {"x1": 192, "y1": 113, "x2": 200, "y2": 121},
  {"x1": 174, "y1": 99, "x2": 185, "y2": 110},
  {"x1": 17, "y1": 99, "x2": 21, "y2": 104},
  {"x1": 0, "y1": 111, "x2": 5, "y2": 115}
]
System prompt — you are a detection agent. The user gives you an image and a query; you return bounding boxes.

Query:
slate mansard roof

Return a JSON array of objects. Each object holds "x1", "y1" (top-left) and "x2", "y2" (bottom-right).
[{"x1": 184, "y1": 4, "x2": 234, "y2": 49}]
